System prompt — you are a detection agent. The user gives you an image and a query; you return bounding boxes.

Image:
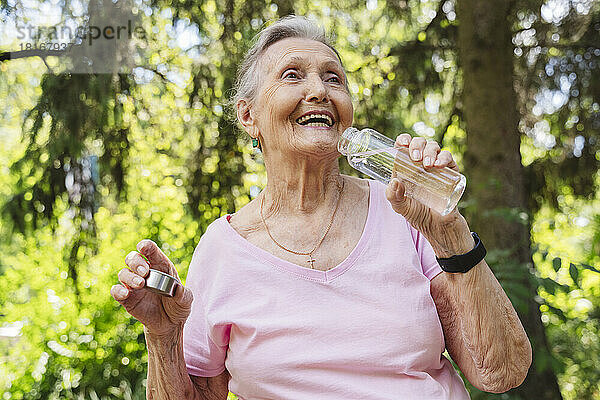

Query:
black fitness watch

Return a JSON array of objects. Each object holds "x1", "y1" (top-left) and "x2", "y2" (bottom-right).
[{"x1": 435, "y1": 232, "x2": 486, "y2": 273}]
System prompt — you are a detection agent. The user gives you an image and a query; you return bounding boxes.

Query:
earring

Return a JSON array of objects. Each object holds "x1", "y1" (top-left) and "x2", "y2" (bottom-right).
[{"x1": 252, "y1": 138, "x2": 259, "y2": 148}]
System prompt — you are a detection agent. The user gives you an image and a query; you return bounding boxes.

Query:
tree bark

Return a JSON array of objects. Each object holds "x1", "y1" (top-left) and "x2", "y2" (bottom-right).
[{"x1": 456, "y1": 0, "x2": 563, "y2": 398}]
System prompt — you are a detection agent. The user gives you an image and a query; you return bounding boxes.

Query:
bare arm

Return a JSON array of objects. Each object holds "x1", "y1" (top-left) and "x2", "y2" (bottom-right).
[
  {"x1": 190, "y1": 371, "x2": 231, "y2": 400},
  {"x1": 111, "y1": 240, "x2": 229, "y2": 400},
  {"x1": 145, "y1": 327, "x2": 229, "y2": 400},
  {"x1": 385, "y1": 134, "x2": 532, "y2": 392},
  {"x1": 430, "y1": 258, "x2": 532, "y2": 392}
]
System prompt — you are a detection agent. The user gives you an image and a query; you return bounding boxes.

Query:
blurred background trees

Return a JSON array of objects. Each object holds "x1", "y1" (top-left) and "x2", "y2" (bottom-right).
[{"x1": 1, "y1": 0, "x2": 598, "y2": 399}]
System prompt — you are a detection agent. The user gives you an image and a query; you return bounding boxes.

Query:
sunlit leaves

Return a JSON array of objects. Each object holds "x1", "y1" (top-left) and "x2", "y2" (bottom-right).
[
  {"x1": 553, "y1": 256, "x2": 562, "y2": 271},
  {"x1": 1, "y1": 0, "x2": 599, "y2": 399},
  {"x1": 532, "y1": 194, "x2": 600, "y2": 399}
]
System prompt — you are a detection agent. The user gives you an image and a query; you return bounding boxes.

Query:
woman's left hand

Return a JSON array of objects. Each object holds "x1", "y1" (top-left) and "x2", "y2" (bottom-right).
[{"x1": 384, "y1": 134, "x2": 475, "y2": 258}]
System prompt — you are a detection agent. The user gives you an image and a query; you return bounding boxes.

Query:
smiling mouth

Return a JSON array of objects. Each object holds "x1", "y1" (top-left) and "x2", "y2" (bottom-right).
[{"x1": 295, "y1": 113, "x2": 335, "y2": 127}]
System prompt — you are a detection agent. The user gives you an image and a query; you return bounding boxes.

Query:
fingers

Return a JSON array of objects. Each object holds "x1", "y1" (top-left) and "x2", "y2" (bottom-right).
[
  {"x1": 434, "y1": 150, "x2": 458, "y2": 171},
  {"x1": 112, "y1": 242, "x2": 193, "y2": 332},
  {"x1": 395, "y1": 135, "x2": 458, "y2": 171},
  {"x1": 112, "y1": 264, "x2": 146, "y2": 304},
  {"x1": 386, "y1": 176, "x2": 406, "y2": 201},
  {"x1": 385, "y1": 178, "x2": 408, "y2": 218},
  {"x1": 408, "y1": 137, "x2": 439, "y2": 165},
  {"x1": 386, "y1": 177, "x2": 435, "y2": 234},
  {"x1": 136, "y1": 239, "x2": 175, "y2": 274},
  {"x1": 385, "y1": 178, "x2": 430, "y2": 227},
  {"x1": 395, "y1": 134, "x2": 412, "y2": 147},
  {"x1": 164, "y1": 285, "x2": 194, "y2": 320},
  {"x1": 386, "y1": 178, "x2": 413, "y2": 215},
  {"x1": 407, "y1": 137, "x2": 426, "y2": 162},
  {"x1": 125, "y1": 250, "x2": 151, "y2": 277},
  {"x1": 118, "y1": 267, "x2": 146, "y2": 289},
  {"x1": 422, "y1": 141, "x2": 441, "y2": 168},
  {"x1": 111, "y1": 284, "x2": 130, "y2": 301}
]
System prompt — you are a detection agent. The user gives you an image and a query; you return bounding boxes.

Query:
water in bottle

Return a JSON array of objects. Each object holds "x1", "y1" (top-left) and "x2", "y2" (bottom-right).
[{"x1": 338, "y1": 127, "x2": 466, "y2": 215}]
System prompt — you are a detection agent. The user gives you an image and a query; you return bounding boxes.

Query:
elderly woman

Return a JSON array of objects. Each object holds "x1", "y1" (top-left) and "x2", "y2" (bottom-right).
[{"x1": 111, "y1": 16, "x2": 532, "y2": 399}]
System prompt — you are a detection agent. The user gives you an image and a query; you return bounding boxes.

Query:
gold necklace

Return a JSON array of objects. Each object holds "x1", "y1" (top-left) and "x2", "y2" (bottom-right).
[{"x1": 259, "y1": 178, "x2": 345, "y2": 269}]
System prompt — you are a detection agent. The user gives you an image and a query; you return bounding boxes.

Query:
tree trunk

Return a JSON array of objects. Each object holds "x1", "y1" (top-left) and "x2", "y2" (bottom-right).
[{"x1": 456, "y1": 0, "x2": 563, "y2": 399}]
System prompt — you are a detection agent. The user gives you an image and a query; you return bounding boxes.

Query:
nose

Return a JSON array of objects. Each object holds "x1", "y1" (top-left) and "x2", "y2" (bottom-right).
[{"x1": 304, "y1": 74, "x2": 328, "y2": 103}]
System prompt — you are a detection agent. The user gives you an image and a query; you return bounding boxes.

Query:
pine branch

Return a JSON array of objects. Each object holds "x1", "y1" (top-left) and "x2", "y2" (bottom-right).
[
  {"x1": 145, "y1": 67, "x2": 168, "y2": 82},
  {"x1": 387, "y1": 1, "x2": 455, "y2": 57},
  {"x1": 0, "y1": 49, "x2": 67, "y2": 62},
  {"x1": 439, "y1": 105, "x2": 461, "y2": 145},
  {"x1": 522, "y1": 41, "x2": 599, "y2": 49}
]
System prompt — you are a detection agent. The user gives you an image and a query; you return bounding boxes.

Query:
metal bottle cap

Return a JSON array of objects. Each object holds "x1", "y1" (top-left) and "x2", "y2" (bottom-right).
[{"x1": 145, "y1": 269, "x2": 178, "y2": 297}]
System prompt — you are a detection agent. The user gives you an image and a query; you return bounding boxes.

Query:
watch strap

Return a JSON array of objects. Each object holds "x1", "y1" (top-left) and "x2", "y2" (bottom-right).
[{"x1": 435, "y1": 232, "x2": 486, "y2": 273}]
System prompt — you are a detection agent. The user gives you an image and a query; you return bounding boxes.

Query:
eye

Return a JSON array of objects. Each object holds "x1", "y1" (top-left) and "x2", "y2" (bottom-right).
[
  {"x1": 282, "y1": 69, "x2": 300, "y2": 79},
  {"x1": 326, "y1": 73, "x2": 342, "y2": 84}
]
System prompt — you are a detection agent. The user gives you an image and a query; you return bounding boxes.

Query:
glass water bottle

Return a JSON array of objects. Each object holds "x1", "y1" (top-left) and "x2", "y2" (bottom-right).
[{"x1": 338, "y1": 127, "x2": 466, "y2": 216}]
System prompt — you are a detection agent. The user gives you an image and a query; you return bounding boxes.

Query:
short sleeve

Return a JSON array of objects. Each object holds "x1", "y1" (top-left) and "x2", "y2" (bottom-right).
[
  {"x1": 183, "y1": 229, "x2": 230, "y2": 377},
  {"x1": 372, "y1": 179, "x2": 443, "y2": 281},
  {"x1": 407, "y1": 224, "x2": 443, "y2": 281}
]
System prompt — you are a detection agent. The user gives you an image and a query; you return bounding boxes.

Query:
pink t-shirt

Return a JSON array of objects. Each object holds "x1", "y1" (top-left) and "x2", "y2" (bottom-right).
[{"x1": 183, "y1": 180, "x2": 470, "y2": 399}]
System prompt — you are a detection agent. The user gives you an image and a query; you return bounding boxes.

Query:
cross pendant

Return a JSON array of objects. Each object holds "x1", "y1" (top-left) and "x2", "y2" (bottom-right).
[{"x1": 306, "y1": 254, "x2": 316, "y2": 269}]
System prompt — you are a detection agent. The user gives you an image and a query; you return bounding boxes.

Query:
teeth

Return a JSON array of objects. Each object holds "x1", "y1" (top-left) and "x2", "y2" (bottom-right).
[{"x1": 296, "y1": 113, "x2": 333, "y2": 126}]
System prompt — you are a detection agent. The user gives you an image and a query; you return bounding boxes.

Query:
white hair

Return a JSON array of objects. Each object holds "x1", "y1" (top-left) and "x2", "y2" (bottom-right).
[{"x1": 231, "y1": 15, "x2": 346, "y2": 109}]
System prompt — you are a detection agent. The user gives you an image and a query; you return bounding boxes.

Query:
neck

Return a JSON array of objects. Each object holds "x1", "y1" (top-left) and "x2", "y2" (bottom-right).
[{"x1": 261, "y1": 153, "x2": 342, "y2": 217}]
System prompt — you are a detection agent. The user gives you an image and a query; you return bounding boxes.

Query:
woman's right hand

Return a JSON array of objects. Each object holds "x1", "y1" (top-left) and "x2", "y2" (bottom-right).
[{"x1": 111, "y1": 239, "x2": 194, "y2": 337}]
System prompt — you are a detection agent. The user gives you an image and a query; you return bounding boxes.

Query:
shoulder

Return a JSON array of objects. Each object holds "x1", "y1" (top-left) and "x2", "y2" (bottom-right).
[
  {"x1": 187, "y1": 216, "x2": 238, "y2": 286},
  {"x1": 340, "y1": 174, "x2": 370, "y2": 200},
  {"x1": 197, "y1": 216, "x2": 227, "y2": 243},
  {"x1": 189, "y1": 216, "x2": 231, "y2": 267},
  {"x1": 227, "y1": 198, "x2": 262, "y2": 240},
  {"x1": 341, "y1": 174, "x2": 369, "y2": 188},
  {"x1": 358, "y1": 177, "x2": 417, "y2": 240}
]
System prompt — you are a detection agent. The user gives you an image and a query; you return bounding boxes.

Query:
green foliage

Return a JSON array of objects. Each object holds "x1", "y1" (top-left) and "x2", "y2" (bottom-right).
[
  {"x1": 0, "y1": 112, "x2": 206, "y2": 398},
  {"x1": 1, "y1": 0, "x2": 599, "y2": 398},
  {"x1": 532, "y1": 194, "x2": 600, "y2": 400},
  {"x1": 514, "y1": 2, "x2": 600, "y2": 213}
]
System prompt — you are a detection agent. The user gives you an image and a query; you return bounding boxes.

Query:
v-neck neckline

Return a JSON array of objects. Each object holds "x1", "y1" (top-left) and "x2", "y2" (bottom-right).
[{"x1": 218, "y1": 180, "x2": 378, "y2": 283}]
